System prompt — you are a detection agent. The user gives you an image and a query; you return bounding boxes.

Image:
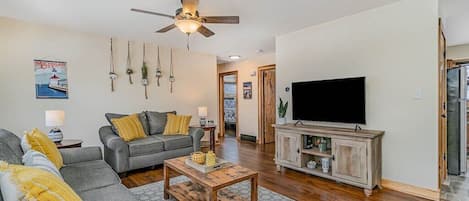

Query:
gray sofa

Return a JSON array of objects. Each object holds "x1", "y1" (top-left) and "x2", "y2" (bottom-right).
[
  {"x1": 99, "y1": 111, "x2": 204, "y2": 173},
  {"x1": 0, "y1": 129, "x2": 136, "y2": 201}
]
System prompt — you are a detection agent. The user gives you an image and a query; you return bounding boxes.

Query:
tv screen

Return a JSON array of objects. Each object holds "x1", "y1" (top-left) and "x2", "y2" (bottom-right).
[{"x1": 292, "y1": 77, "x2": 366, "y2": 124}]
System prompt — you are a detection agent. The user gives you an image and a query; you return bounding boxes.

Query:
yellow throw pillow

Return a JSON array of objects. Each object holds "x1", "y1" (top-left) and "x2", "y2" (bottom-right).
[
  {"x1": 0, "y1": 161, "x2": 82, "y2": 201},
  {"x1": 111, "y1": 114, "x2": 147, "y2": 142},
  {"x1": 163, "y1": 114, "x2": 192, "y2": 135},
  {"x1": 23, "y1": 128, "x2": 63, "y2": 169}
]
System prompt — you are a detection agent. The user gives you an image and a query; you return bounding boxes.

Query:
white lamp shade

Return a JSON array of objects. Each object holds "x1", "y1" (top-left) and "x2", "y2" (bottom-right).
[
  {"x1": 198, "y1": 107, "x2": 208, "y2": 117},
  {"x1": 45, "y1": 110, "x2": 65, "y2": 127}
]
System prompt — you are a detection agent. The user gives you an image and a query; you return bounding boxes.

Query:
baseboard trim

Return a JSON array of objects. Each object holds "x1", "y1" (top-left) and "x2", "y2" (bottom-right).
[{"x1": 382, "y1": 179, "x2": 440, "y2": 201}]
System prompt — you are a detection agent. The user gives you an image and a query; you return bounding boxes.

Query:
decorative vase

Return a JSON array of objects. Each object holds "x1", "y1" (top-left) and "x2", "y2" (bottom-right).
[
  {"x1": 48, "y1": 128, "x2": 63, "y2": 143},
  {"x1": 278, "y1": 117, "x2": 287, "y2": 125},
  {"x1": 306, "y1": 160, "x2": 317, "y2": 169},
  {"x1": 191, "y1": 152, "x2": 206, "y2": 164},
  {"x1": 205, "y1": 151, "x2": 216, "y2": 166},
  {"x1": 321, "y1": 158, "x2": 330, "y2": 173}
]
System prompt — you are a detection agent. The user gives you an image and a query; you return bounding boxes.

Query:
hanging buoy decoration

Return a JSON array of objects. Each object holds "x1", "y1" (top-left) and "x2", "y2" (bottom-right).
[
  {"x1": 126, "y1": 41, "x2": 134, "y2": 84},
  {"x1": 155, "y1": 45, "x2": 162, "y2": 87},
  {"x1": 109, "y1": 38, "x2": 117, "y2": 92},
  {"x1": 142, "y1": 43, "x2": 149, "y2": 99},
  {"x1": 169, "y1": 48, "x2": 175, "y2": 93}
]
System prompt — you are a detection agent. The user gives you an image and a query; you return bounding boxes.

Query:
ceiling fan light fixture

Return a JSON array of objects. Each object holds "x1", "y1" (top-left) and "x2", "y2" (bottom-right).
[{"x1": 175, "y1": 19, "x2": 202, "y2": 34}]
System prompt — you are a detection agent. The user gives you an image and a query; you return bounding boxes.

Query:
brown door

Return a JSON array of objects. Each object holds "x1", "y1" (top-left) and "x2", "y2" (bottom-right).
[{"x1": 262, "y1": 68, "x2": 276, "y2": 144}]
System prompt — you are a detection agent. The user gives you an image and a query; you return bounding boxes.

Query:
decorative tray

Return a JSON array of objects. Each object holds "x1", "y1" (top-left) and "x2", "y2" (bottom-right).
[{"x1": 185, "y1": 157, "x2": 232, "y2": 173}]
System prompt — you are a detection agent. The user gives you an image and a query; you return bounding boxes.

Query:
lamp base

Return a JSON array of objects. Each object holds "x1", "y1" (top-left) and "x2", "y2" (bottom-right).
[
  {"x1": 199, "y1": 118, "x2": 207, "y2": 127},
  {"x1": 48, "y1": 128, "x2": 63, "y2": 143}
]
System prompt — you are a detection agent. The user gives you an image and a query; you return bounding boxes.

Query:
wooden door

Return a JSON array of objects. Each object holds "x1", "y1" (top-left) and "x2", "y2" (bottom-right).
[
  {"x1": 261, "y1": 67, "x2": 276, "y2": 144},
  {"x1": 332, "y1": 139, "x2": 368, "y2": 184},
  {"x1": 276, "y1": 132, "x2": 301, "y2": 167},
  {"x1": 438, "y1": 19, "x2": 448, "y2": 187}
]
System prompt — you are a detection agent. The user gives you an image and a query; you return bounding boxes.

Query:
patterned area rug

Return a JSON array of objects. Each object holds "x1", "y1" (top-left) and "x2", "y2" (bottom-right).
[{"x1": 130, "y1": 176, "x2": 293, "y2": 201}]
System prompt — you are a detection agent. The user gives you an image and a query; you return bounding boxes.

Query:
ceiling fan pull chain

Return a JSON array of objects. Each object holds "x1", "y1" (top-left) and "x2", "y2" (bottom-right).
[
  {"x1": 109, "y1": 38, "x2": 117, "y2": 92},
  {"x1": 169, "y1": 48, "x2": 175, "y2": 93},
  {"x1": 142, "y1": 43, "x2": 149, "y2": 99},
  {"x1": 126, "y1": 41, "x2": 134, "y2": 84},
  {"x1": 156, "y1": 45, "x2": 162, "y2": 87}
]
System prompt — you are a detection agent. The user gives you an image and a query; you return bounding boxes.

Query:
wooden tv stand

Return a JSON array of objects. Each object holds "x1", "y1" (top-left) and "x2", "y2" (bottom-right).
[{"x1": 273, "y1": 124, "x2": 384, "y2": 196}]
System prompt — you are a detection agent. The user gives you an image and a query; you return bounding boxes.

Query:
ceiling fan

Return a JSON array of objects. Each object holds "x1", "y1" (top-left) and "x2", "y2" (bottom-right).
[{"x1": 131, "y1": 0, "x2": 239, "y2": 38}]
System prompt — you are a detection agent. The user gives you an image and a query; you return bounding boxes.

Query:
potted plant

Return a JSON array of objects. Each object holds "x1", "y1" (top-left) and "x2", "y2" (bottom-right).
[{"x1": 278, "y1": 98, "x2": 288, "y2": 125}]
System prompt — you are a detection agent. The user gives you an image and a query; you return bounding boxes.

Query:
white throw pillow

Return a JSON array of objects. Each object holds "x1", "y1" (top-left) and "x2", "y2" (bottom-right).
[{"x1": 22, "y1": 150, "x2": 63, "y2": 179}]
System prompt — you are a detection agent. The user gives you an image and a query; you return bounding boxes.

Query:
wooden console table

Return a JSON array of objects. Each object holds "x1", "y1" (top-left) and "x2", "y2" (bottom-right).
[{"x1": 273, "y1": 124, "x2": 384, "y2": 196}]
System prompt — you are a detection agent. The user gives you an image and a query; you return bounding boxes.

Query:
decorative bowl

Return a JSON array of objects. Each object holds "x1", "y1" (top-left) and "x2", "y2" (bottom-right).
[{"x1": 191, "y1": 152, "x2": 206, "y2": 164}]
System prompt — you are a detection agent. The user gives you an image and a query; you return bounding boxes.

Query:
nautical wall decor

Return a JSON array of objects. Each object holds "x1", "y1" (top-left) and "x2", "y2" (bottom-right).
[
  {"x1": 155, "y1": 45, "x2": 162, "y2": 87},
  {"x1": 141, "y1": 43, "x2": 149, "y2": 99},
  {"x1": 126, "y1": 41, "x2": 134, "y2": 84},
  {"x1": 34, "y1": 60, "x2": 68, "y2": 99},
  {"x1": 169, "y1": 48, "x2": 175, "y2": 93},
  {"x1": 109, "y1": 38, "x2": 118, "y2": 92}
]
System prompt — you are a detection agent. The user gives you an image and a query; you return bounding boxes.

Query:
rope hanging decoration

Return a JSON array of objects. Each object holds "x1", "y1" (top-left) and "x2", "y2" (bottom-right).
[
  {"x1": 141, "y1": 43, "x2": 149, "y2": 99},
  {"x1": 109, "y1": 38, "x2": 118, "y2": 92},
  {"x1": 126, "y1": 41, "x2": 134, "y2": 84},
  {"x1": 155, "y1": 45, "x2": 162, "y2": 87},
  {"x1": 169, "y1": 48, "x2": 175, "y2": 93}
]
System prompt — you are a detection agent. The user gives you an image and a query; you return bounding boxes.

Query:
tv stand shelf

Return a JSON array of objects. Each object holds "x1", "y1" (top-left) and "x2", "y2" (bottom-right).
[{"x1": 273, "y1": 123, "x2": 384, "y2": 197}]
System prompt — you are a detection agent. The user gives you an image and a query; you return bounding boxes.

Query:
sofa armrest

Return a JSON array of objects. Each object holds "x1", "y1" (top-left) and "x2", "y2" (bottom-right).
[
  {"x1": 60, "y1": 147, "x2": 102, "y2": 165},
  {"x1": 99, "y1": 126, "x2": 129, "y2": 173},
  {"x1": 189, "y1": 127, "x2": 205, "y2": 152}
]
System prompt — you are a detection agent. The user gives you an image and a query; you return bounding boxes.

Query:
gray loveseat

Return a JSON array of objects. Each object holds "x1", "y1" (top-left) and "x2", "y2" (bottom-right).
[
  {"x1": 99, "y1": 111, "x2": 204, "y2": 174},
  {"x1": 0, "y1": 129, "x2": 136, "y2": 201}
]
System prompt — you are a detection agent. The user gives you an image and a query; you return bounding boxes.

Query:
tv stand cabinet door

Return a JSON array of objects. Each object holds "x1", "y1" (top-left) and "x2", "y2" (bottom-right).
[
  {"x1": 332, "y1": 138, "x2": 368, "y2": 184},
  {"x1": 276, "y1": 132, "x2": 301, "y2": 167}
]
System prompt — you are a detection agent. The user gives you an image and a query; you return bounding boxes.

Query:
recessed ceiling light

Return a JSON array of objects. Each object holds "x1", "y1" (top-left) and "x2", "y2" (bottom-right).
[{"x1": 229, "y1": 55, "x2": 241, "y2": 60}]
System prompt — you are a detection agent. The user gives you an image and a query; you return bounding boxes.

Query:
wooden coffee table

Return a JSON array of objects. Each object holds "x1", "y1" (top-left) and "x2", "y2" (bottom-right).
[{"x1": 164, "y1": 156, "x2": 258, "y2": 201}]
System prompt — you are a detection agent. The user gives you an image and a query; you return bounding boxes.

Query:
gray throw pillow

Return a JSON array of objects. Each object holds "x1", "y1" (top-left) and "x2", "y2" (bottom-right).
[
  {"x1": 0, "y1": 142, "x2": 21, "y2": 165},
  {"x1": 145, "y1": 111, "x2": 176, "y2": 135},
  {"x1": 105, "y1": 112, "x2": 149, "y2": 135}
]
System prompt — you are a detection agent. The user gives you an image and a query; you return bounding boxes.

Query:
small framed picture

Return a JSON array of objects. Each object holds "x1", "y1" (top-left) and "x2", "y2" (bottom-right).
[
  {"x1": 243, "y1": 82, "x2": 252, "y2": 99},
  {"x1": 34, "y1": 60, "x2": 69, "y2": 99}
]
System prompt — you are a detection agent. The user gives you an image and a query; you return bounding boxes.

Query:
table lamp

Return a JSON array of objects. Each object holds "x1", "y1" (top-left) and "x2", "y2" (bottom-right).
[
  {"x1": 45, "y1": 110, "x2": 64, "y2": 143},
  {"x1": 198, "y1": 106, "x2": 208, "y2": 126}
]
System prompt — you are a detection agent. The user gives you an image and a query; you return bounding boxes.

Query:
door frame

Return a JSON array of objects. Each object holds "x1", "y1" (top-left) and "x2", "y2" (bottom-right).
[
  {"x1": 258, "y1": 64, "x2": 276, "y2": 144},
  {"x1": 218, "y1": 71, "x2": 239, "y2": 139},
  {"x1": 438, "y1": 18, "x2": 448, "y2": 188}
]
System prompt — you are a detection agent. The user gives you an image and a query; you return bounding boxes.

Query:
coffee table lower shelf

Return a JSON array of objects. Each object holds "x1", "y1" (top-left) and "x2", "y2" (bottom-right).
[{"x1": 167, "y1": 181, "x2": 245, "y2": 201}]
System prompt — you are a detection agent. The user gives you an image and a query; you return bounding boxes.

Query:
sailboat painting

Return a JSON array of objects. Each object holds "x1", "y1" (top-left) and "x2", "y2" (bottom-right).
[{"x1": 34, "y1": 60, "x2": 68, "y2": 99}]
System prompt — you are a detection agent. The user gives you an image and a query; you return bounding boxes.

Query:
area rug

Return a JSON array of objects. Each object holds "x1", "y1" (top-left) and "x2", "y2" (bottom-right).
[{"x1": 130, "y1": 176, "x2": 293, "y2": 201}]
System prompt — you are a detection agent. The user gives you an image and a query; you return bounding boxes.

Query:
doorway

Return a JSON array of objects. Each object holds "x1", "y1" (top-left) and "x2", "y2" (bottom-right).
[
  {"x1": 258, "y1": 65, "x2": 276, "y2": 144},
  {"x1": 218, "y1": 71, "x2": 239, "y2": 139}
]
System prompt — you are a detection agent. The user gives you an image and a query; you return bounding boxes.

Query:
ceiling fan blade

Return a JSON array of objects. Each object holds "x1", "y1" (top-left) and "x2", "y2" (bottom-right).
[
  {"x1": 202, "y1": 16, "x2": 239, "y2": 24},
  {"x1": 198, "y1": 25, "x2": 215, "y2": 37},
  {"x1": 181, "y1": 0, "x2": 199, "y2": 16},
  {"x1": 156, "y1": 24, "x2": 176, "y2": 33},
  {"x1": 131, "y1": 8, "x2": 174, "y2": 19}
]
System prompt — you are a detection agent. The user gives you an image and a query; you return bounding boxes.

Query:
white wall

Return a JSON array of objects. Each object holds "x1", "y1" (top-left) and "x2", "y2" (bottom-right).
[
  {"x1": 0, "y1": 17, "x2": 218, "y2": 146},
  {"x1": 276, "y1": 0, "x2": 439, "y2": 190},
  {"x1": 448, "y1": 44, "x2": 469, "y2": 60},
  {"x1": 218, "y1": 53, "x2": 275, "y2": 138}
]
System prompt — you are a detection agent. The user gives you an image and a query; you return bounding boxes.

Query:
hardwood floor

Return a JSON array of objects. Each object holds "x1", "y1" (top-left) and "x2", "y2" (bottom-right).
[{"x1": 122, "y1": 137, "x2": 428, "y2": 201}]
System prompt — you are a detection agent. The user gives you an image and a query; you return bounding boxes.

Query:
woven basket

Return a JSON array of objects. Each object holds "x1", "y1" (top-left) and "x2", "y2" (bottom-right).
[{"x1": 191, "y1": 152, "x2": 206, "y2": 164}]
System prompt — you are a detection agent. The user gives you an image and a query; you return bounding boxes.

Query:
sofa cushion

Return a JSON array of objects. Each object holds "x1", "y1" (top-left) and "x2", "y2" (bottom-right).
[
  {"x1": 78, "y1": 184, "x2": 136, "y2": 201},
  {"x1": 60, "y1": 160, "x2": 120, "y2": 193},
  {"x1": 0, "y1": 142, "x2": 21, "y2": 165},
  {"x1": 105, "y1": 112, "x2": 149, "y2": 135},
  {"x1": 0, "y1": 129, "x2": 23, "y2": 158},
  {"x1": 154, "y1": 135, "x2": 192, "y2": 151},
  {"x1": 145, "y1": 111, "x2": 176, "y2": 135},
  {"x1": 127, "y1": 136, "x2": 164, "y2": 157}
]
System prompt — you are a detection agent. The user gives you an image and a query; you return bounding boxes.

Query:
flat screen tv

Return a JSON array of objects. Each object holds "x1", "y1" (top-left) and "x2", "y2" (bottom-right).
[{"x1": 292, "y1": 77, "x2": 366, "y2": 124}]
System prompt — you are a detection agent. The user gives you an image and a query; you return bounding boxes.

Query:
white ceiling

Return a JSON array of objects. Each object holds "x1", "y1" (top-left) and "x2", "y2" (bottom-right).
[
  {"x1": 440, "y1": 0, "x2": 469, "y2": 46},
  {"x1": 0, "y1": 0, "x2": 397, "y2": 62}
]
